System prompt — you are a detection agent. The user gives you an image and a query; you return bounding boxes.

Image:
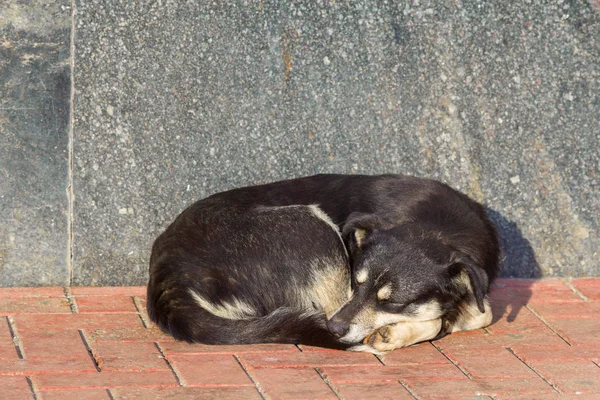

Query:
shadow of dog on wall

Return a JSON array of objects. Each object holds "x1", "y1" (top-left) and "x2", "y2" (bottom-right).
[{"x1": 485, "y1": 208, "x2": 541, "y2": 325}]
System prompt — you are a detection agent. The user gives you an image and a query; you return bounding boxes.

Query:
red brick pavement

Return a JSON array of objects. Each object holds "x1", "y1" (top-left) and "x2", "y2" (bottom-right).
[{"x1": 0, "y1": 278, "x2": 598, "y2": 399}]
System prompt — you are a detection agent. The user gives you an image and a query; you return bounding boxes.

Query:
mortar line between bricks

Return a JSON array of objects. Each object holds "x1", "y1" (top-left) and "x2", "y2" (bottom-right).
[
  {"x1": 525, "y1": 304, "x2": 572, "y2": 346},
  {"x1": 431, "y1": 342, "x2": 472, "y2": 379},
  {"x1": 79, "y1": 329, "x2": 102, "y2": 372},
  {"x1": 561, "y1": 278, "x2": 590, "y2": 301},
  {"x1": 26, "y1": 376, "x2": 39, "y2": 400},
  {"x1": 64, "y1": 286, "x2": 79, "y2": 314},
  {"x1": 7, "y1": 316, "x2": 26, "y2": 359},
  {"x1": 133, "y1": 296, "x2": 150, "y2": 328},
  {"x1": 233, "y1": 354, "x2": 268, "y2": 400},
  {"x1": 506, "y1": 347, "x2": 562, "y2": 393},
  {"x1": 66, "y1": 0, "x2": 77, "y2": 286},
  {"x1": 398, "y1": 380, "x2": 420, "y2": 400},
  {"x1": 315, "y1": 367, "x2": 345, "y2": 400},
  {"x1": 154, "y1": 342, "x2": 187, "y2": 387}
]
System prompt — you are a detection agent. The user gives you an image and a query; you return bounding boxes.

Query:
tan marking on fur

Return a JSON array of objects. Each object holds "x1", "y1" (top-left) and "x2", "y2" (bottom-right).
[
  {"x1": 308, "y1": 204, "x2": 339, "y2": 234},
  {"x1": 298, "y1": 260, "x2": 350, "y2": 318},
  {"x1": 189, "y1": 289, "x2": 256, "y2": 320},
  {"x1": 377, "y1": 284, "x2": 392, "y2": 301},
  {"x1": 339, "y1": 305, "x2": 391, "y2": 343},
  {"x1": 338, "y1": 299, "x2": 443, "y2": 344},
  {"x1": 451, "y1": 297, "x2": 493, "y2": 332},
  {"x1": 455, "y1": 270, "x2": 472, "y2": 290},
  {"x1": 374, "y1": 300, "x2": 441, "y2": 326},
  {"x1": 354, "y1": 228, "x2": 367, "y2": 247},
  {"x1": 451, "y1": 271, "x2": 493, "y2": 332},
  {"x1": 347, "y1": 344, "x2": 379, "y2": 354},
  {"x1": 355, "y1": 269, "x2": 368, "y2": 284},
  {"x1": 308, "y1": 204, "x2": 348, "y2": 257}
]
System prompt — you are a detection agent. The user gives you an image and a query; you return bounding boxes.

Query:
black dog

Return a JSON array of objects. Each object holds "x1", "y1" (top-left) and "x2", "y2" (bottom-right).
[
  {"x1": 147, "y1": 174, "x2": 500, "y2": 353},
  {"x1": 147, "y1": 203, "x2": 352, "y2": 348}
]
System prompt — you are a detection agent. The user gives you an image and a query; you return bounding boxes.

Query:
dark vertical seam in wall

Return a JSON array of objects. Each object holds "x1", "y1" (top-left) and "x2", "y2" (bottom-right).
[{"x1": 67, "y1": 0, "x2": 76, "y2": 286}]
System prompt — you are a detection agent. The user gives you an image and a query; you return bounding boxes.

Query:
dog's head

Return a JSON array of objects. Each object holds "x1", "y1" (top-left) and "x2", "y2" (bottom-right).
[{"x1": 327, "y1": 212, "x2": 489, "y2": 343}]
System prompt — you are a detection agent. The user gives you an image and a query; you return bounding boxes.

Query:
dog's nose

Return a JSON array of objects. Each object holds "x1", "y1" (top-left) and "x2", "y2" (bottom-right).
[{"x1": 327, "y1": 318, "x2": 349, "y2": 338}]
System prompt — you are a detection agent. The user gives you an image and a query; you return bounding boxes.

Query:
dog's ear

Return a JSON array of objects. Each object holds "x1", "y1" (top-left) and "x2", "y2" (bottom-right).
[
  {"x1": 342, "y1": 213, "x2": 390, "y2": 248},
  {"x1": 450, "y1": 253, "x2": 489, "y2": 313}
]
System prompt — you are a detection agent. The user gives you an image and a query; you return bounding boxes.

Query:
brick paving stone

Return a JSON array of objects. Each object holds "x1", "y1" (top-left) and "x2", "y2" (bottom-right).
[
  {"x1": 334, "y1": 381, "x2": 414, "y2": 399},
  {"x1": 86, "y1": 327, "x2": 172, "y2": 342},
  {"x1": 15, "y1": 314, "x2": 143, "y2": 331},
  {"x1": 0, "y1": 317, "x2": 19, "y2": 359},
  {"x1": 511, "y1": 345, "x2": 600, "y2": 361},
  {"x1": 1, "y1": 281, "x2": 599, "y2": 399},
  {"x1": 320, "y1": 363, "x2": 466, "y2": 383},
  {"x1": 76, "y1": 297, "x2": 138, "y2": 313},
  {"x1": 0, "y1": 341, "x2": 19, "y2": 360},
  {"x1": 495, "y1": 394, "x2": 589, "y2": 399},
  {"x1": 487, "y1": 304, "x2": 551, "y2": 333},
  {"x1": 0, "y1": 375, "x2": 34, "y2": 399},
  {"x1": 240, "y1": 350, "x2": 380, "y2": 369},
  {"x1": 0, "y1": 288, "x2": 66, "y2": 298},
  {"x1": 111, "y1": 386, "x2": 263, "y2": 399},
  {"x1": 574, "y1": 285, "x2": 600, "y2": 300},
  {"x1": 434, "y1": 328, "x2": 569, "y2": 349},
  {"x1": 251, "y1": 367, "x2": 337, "y2": 399},
  {"x1": 70, "y1": 287, "x2": 146, "y2": 297},
  {"x1": 571, "y1": 278, "x2": 600, "y2": 287},
  {"x1": 296, "y1": 345, "x2": 343, "y2": 352},
  {"x1": 0, "y1": 297, "x2": 72, "y2": 316},
  {"x1": 93, "y1": 341, "x2": 167, "y2": 371},
  {"x1": 32, "y1": 370, "x2": 178, "y2": 391},
  {"x1": 405, "y1": 376, "x2": 555, "y2": 398},
  {"x1": 0, "y1": 357, "x2": 96, "y2": 375},
  {"x1": 379, "y1": 342, "x2": 449, "y2": 365},
  {"x1": 160, "y1": 341, "x2": 298, "y2": 355},
  {"x1": 488, "y1": 284, "x2": 583, "y2": 304},
  {"x1": 442, "y1": 346, "x2": 536, "y2": 378},
  {"x1": 20, "y1": 329, "x2": 90, "y2": 358},
  {"x1": 167, "y1": 354, "x2": 254, "y2": 386},
  {"x1": 529, "y1": 302, "x2": 600, "y2": 318},
  {"x1": 39, "y1": 389, "x2": 111, "y2": 400},
  {"x1": 529, "y1": 360, "x2": 600, "y2": 394},
  {"x1": 543, "y1": 318, "x2": 600, "y2": 346}
]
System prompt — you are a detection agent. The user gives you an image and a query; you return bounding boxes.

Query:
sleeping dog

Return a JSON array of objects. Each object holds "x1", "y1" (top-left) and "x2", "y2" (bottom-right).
[
  {"x1": 147, "y1": 203, "x2": 352, "y2": 349},
  {"x1": 147, "y1": 174, "x2": 500, "y2": 353}
]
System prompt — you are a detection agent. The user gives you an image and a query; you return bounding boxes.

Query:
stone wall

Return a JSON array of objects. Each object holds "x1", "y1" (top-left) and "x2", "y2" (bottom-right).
[{"x1": 1, "y1": 1, "x2": 598, "y2": 286}]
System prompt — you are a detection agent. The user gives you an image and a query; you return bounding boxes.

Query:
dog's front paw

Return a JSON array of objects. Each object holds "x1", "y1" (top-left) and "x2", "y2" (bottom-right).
[
  {"x1": 366, "y1": 318, "x2": 444, "y2": 353},
  {"x1": 364, "y1": 325, "x2": 396, "y2": 354}
]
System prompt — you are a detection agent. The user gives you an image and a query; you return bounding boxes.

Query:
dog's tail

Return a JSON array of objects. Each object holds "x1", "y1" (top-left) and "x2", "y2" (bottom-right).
[{"x1": 146, "y1": 285, "x2": 348, "y2": 350}]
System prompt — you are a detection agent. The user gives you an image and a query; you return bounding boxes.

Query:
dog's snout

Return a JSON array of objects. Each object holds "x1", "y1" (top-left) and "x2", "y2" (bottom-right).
[{"x1": 327, "y1": 318, "x2": 349, "y2": 338}]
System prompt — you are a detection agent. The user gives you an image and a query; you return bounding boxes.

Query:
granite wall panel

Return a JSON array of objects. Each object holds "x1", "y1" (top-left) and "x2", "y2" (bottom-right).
[{"x1": 0, "y1": 2, "x2": 71, "y2": 286}]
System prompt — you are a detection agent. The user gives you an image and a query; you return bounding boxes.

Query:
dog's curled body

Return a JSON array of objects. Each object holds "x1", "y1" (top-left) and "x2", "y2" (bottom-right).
[
  {"x1": 148, "y1": 174, "x2": 500, "y2": 352},
  {"x1": 147, "y1": 202, "x2": 351, "y2": 348}
]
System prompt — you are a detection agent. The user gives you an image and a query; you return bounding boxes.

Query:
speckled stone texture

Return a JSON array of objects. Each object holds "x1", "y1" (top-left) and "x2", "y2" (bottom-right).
[
  {"x1": 71, "y1": 0, "x2": 599, "y2": 285},
  {"x1": 2, "y1": 1, "x2": 598, "y2": 286},
  {"x1": 0, "y1": 2, "x2": 71, "y2": 286}
]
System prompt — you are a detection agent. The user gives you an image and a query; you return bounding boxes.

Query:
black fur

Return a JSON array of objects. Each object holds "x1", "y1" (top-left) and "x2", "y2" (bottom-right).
[
  {"x1": 148, "y1": 204, "x2": 350, "y2": 348},
  {"x1": 147, "y1": 174, "x2": 500, "y2": 347}
]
